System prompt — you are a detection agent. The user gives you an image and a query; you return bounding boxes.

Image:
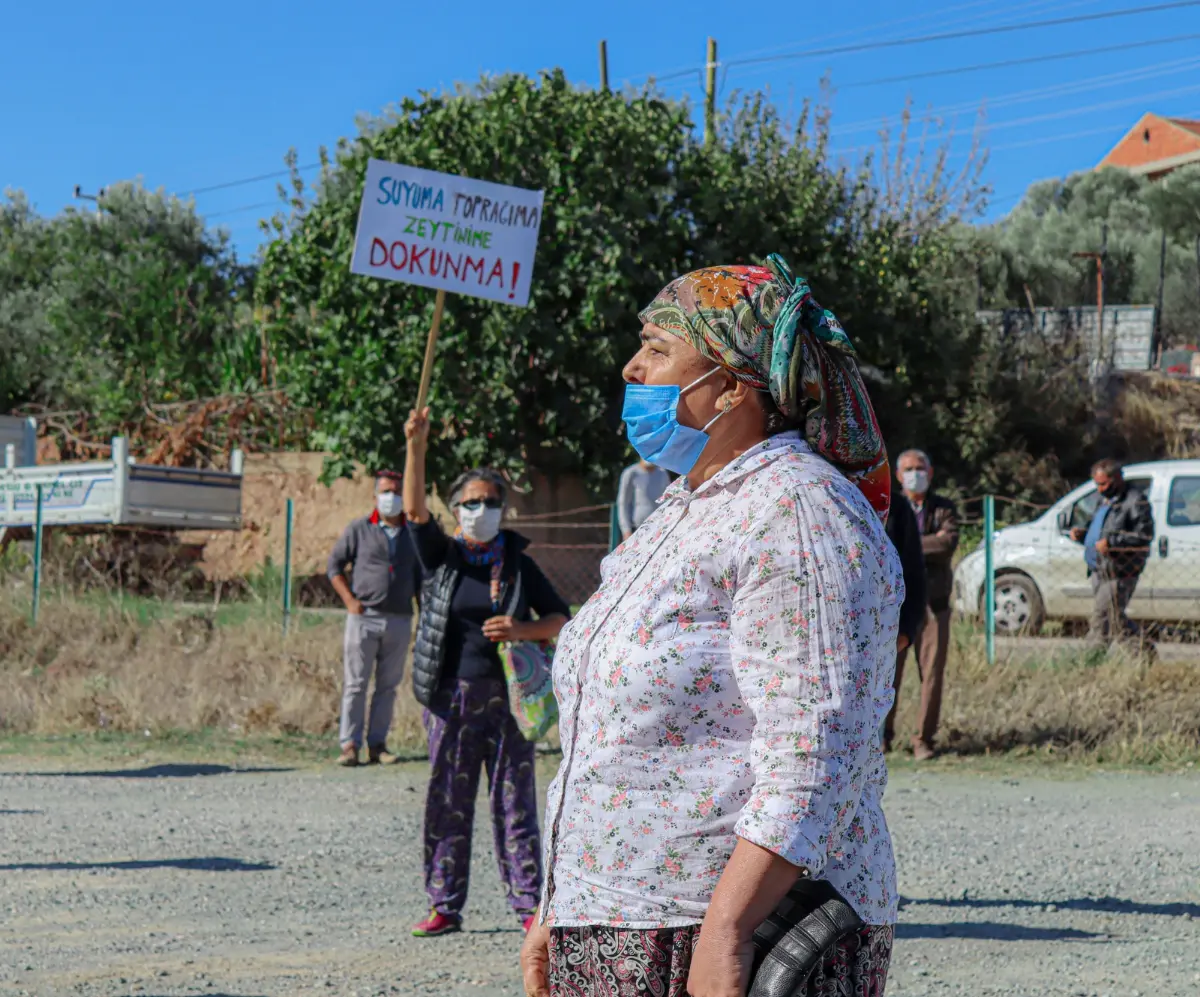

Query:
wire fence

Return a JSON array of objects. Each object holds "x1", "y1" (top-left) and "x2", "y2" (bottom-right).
[
  {"x1": 958, "y1": 485, "x2": 1200, "y2": 654},
  {"x1": 5, "y1": 485, "x2": 1198, "y2": 652},
  {"x1": 506, "y1": 503, "x2": 612, "y2": 608},
  {"x1": 0, "y1": 494, "x2": 618, "y2": 628}
]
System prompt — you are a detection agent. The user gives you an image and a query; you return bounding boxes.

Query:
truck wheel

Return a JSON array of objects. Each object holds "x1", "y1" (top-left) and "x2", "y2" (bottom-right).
[{"x1": 984, "y1": 573, "x2": 1045, "y2": 636}]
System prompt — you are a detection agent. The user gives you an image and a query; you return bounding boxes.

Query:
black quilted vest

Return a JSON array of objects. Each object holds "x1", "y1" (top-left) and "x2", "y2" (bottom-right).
[{"x1": 410, "y1": 529, "x2": 530, "y2": 709}]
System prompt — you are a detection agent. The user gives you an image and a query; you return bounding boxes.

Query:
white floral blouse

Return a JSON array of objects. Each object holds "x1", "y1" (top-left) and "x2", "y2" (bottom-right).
[{"x1": 540, "y1": 432, "x2": 903, "y2": 928}]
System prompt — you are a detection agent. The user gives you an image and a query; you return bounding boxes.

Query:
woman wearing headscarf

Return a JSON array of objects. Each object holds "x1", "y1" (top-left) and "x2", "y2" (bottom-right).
[
  {"x1": 402, "y1": 416, "x2": 570, "y2": 938},
  {"x1": 521, "y1": 255, "x2": 902, "y2": 997}
]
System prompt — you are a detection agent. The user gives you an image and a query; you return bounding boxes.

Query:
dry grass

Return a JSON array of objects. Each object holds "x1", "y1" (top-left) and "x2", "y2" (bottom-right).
[
  {"x1": 1114, "y1": 373, "x2": 1200, "y2": 460},
  {"x1": 888, "y1": 627, "x2": 1200, "y2": 766},
  {"x1": 2, "y1": 590, "x2": 1198, "y2": 766},
  {"x1": 0, "y1": 588, "x2": 426, "y2": 747}
]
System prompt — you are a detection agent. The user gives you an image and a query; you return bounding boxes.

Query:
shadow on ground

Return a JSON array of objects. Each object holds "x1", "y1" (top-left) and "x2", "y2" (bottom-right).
[
  {"x1": 902, "y1": 895, "x2": 1200, "y2": 919},
  {"x1": 0, "y1": 857, "x2": 274, "y2": 872},
  {"x1": 0, "y1": 764, "x2": 292, "y2": 779},
  {"x1": 896, "y1": 922, "x2": 1102, "y2": 941}
]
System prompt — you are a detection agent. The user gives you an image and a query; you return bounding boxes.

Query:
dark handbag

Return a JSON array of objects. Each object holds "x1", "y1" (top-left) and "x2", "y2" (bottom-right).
[{"x1": 748, "y1": 878, "x2": 865, "y2": 997}]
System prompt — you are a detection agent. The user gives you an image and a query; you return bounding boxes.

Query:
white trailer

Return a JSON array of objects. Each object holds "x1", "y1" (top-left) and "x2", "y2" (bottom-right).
[{"x1": 1, "y1": 436, "x2": 244, "y2": 531}]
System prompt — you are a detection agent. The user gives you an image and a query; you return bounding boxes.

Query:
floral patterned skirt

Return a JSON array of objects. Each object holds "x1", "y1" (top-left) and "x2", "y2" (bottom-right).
[{"x1": 547, "y1": 923, "x2": 893, "y2": 997}]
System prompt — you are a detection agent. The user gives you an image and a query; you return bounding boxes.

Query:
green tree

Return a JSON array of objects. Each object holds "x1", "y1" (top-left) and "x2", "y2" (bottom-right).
[
  {"x1": 0, "y1": 192, "x2": 57, "y2": 411},
  {"x1": 982, "y1": 165, "x2": 1200, "y2": 348},
  {"x1": 680, "y1": 96, "x2": 989, "y2": 486},
  {"x1": 258, "y1": 72, "x2": 697, "y2": 491},
  {"x1": 258, "y1": 72, "x2": 989, "y2": 495},
  {"x1": 0, "y1": 182, "x2": 258, "y2": 423}
]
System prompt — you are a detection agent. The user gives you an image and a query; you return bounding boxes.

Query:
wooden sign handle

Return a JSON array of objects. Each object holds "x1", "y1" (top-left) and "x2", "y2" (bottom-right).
[{"x1": 415, "y1": 289, "x2": 446, "y2": 413}]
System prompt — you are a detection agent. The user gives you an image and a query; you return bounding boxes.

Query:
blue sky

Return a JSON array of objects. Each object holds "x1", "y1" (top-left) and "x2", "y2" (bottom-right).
[{"x1": 4, "y1": 0, "x2": 1199, "y2": 259}]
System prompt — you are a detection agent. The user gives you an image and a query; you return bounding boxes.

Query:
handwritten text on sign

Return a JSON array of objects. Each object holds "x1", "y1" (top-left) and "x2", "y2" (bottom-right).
[{"x1": 350, "y1": 159, "x2": 544, "y2": 307}]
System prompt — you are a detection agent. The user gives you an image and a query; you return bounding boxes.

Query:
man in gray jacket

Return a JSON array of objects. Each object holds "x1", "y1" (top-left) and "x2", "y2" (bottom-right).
[{"x1": 327, "y1": 470, "x2": 421, "y2": 767}]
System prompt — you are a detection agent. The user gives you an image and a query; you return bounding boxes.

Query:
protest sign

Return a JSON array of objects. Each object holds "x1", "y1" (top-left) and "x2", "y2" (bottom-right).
[
  {"x1": 351, "y1": 159, "x2": 545, "y2": 408},
  {"x1": 351, "y1": 159, "x2": 544, "y2": 308}
]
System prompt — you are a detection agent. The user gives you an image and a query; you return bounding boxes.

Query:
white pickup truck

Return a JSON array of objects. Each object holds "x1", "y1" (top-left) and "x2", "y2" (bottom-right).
[
  {"x1": 1, "y1": 434, "x2": 244, "y2": 533},
  {"x1": 953, "y1": 459, "x2": 1200, "y2": 633}
]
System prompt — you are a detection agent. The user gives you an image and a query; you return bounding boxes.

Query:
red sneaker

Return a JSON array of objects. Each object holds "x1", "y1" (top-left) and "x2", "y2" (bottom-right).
[{"x1": 412, "y1": 910, "x2": 461, "y2": 938}]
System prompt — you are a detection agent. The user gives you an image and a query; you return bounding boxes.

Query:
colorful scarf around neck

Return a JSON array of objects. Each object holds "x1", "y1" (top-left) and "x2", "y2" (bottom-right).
[{"x1": 454, "y1": 529, "x2": 505, "y2": 611}]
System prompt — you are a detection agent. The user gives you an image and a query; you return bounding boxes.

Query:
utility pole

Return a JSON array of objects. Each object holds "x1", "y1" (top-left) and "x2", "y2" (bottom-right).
[
  {"x1": 73, "y1": 185, "x2": 105, "y2": 214},
  {"x1": 1154, "y1": 229, "x2": 1167, "y2": 367},
  {"x1": 705, "y1": 37, "x2": 718, "y2": 146},
  {"x1": 1100, "y1": 223, "x2": 1108, "y2": 368},
  {"x1": 598, "y1": 39, "x2": 609, "y2": 91},
  {"x1": 1072, "y1": 224, "x2": 1107, "y2": 375}
]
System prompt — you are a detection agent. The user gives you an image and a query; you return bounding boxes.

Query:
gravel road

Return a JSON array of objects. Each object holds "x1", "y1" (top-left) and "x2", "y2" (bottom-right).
[{"x1": 1, "y1": 756, "x2": 1197, "y2": 997}]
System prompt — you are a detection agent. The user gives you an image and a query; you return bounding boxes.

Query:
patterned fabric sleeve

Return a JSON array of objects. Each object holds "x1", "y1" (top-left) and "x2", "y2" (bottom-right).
[{"x1": 729, "y1": 477, "x2": 882, "y2": 876}]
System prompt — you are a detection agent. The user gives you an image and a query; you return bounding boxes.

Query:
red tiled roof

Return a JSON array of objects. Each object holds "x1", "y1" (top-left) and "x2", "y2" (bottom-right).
[
  {"x1": 1098, "y1": 112, "x2": 1200, "y2": 173},
  {"x1": 1168, "y1": 118, "x2": 1200, "y2": 138}
]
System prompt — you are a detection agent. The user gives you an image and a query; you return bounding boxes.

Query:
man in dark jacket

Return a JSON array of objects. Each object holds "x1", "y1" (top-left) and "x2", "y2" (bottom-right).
[
  {"x1": 1069, "y1": 459, "x2": 1155, "y2": 651},
  {"x1": 882, "y1": 491, "x2": 927, "y2": 753},
  {"x1": 890, "y1": 449, "x2": 959, "y2": 760},
  {"x1": 327, "y1": 470, "x2": 422, "y2": 767}
]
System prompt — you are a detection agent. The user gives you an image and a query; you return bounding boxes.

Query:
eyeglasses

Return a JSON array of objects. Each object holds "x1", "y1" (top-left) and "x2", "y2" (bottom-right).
[{"x1": 458, "y1": 498, "x2": 503, "y2": 511}]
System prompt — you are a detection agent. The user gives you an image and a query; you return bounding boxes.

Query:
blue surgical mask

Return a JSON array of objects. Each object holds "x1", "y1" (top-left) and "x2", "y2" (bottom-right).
[{"x1": 621, "y1": 368, "x2": 727, "y2": 476}]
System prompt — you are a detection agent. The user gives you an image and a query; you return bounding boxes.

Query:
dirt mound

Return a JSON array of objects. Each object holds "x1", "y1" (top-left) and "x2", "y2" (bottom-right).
[
  {"x1": 183, "y1": 452, "x2": 458, "y2": 582},
  {"x1": 177, "y1": 450, "x2": 606, "y2": 603},
  {"x1": 183, "y1": 453, "x2": 364, "y2": 581}
]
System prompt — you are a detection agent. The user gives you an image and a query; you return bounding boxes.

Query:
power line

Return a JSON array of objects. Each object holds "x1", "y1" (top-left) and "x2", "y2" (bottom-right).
[
  {"x1": 716, "y1": 0, "x2": 1107, "y2": 90},
  {"x1": 829, "y1": 53, "x2": 1200, "y2": 137},
  {"x1": 988, "y1": 123, "x2": 1140, "y2": 154},
  {"x1": 830, "y1": 81, "x2": 1200, "y2": 155},
  {"x1": 205, "y1": 199, "x2": 281, "y2": 220},
  {"x1": 172, "y1": 4, "x2": 1182, "y2": 216},
  {"x1": 835, "y1": 32, "x2": 1200, "y2": 91},
  {"x1": 181, "y1": 163, "x2": 320, "y2": 198},
  {"x1": 716, "y1": 1, "x2": 1200, "y2": 73},
  {"x1": 619, "y1": 0, "x2": 1025, "y2": 88},
  {"x1": 697, "y1": 0, "x2": 1053, "y2": 80},
  {"x1": 990, "y1": 191, "x2": 1027, "y2": 207},
  {"x1": 958, "y1": 80, "x2": 1200, "y2": 134},
  {"x1": 169, "y1": 3, "x2": 1200, "y2": 235}
]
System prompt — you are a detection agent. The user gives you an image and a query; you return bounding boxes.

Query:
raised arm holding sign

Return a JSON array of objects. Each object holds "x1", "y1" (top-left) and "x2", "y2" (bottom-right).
[{"x1": 357, "y1": 162, "x2": 556, "y2": 939}]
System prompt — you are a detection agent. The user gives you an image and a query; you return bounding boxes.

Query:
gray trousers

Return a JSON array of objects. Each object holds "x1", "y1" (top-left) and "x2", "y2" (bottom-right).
[
  {"x1": 1087, "y1": 575, "x2": 1141, "y2": 647},
  {"x1": 340, "y1": 611, "x2": 412, "y2": 748}
]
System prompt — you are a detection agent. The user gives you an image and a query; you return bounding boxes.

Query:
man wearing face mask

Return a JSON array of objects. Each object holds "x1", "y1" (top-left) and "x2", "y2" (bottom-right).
[
  {"x1": 402, "y1": 407, "x2": 570, "y2": 939},
  {"x1": 1069, "y1": 458, "x2": 1155, "y2": 651},
  {"x1": 327, "y1": 470, "x2": 422, "y2": 767},
  {"x1": 885, "y1": 449, "x2": 959, "y2": 761}
]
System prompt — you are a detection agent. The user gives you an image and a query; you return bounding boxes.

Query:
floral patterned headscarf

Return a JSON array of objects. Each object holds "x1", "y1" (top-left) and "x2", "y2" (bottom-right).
[{"x1": 639, "y1": 253, "x2": 891, "y2": 518}]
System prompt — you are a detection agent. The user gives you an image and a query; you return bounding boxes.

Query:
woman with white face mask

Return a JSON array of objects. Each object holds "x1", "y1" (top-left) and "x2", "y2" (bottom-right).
[{"x1": 402, "y1": 407, "x2": 569, "y2": 940}]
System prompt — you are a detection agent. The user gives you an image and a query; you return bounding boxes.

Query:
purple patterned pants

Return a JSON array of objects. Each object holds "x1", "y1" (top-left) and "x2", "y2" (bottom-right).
[
  {"x1": 423, "y1": 678, "x2": 542, "y2": 920},
  {"x1": 548, "y1": 924, "x2": 894, "y2": 997}
]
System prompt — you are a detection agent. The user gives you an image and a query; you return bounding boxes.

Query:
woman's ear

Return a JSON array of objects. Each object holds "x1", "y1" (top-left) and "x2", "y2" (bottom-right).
[{"x1": 715, "y1": 376, "x2": 753, "y2": 413}]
